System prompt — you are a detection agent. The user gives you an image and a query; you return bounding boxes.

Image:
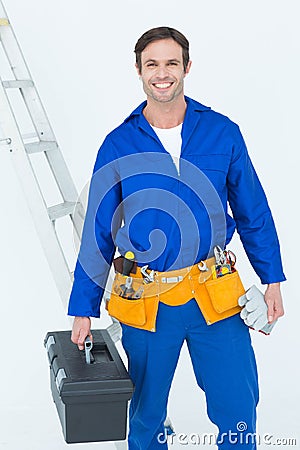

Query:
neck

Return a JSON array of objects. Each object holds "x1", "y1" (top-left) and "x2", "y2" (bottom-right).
[{"x1": 143, "y1": 95, "x2": 186, "y2": 129}]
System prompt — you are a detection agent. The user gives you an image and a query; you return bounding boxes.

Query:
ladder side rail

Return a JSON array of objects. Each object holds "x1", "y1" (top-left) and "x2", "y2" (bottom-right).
[
  {"x1": 0, "y1": 15, "x2": 46, "y2": 136},
  {"x1": 0, "y1": 20, "x2": 85, "y2": 239},
  {"x1": 0, "y1": 79, "x2": 72, "y2": 307}
]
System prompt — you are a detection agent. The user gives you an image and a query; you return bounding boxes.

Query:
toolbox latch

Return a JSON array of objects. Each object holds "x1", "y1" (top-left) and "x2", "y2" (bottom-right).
[
  {"x1": 45, "y1": 335, "x2": 55, "y2": 352},
  {"x1": 45, "y1": 335, "x2": 57, "y2": 364},
  {"x1": 55, "y1": 368, "x2": 67, "y2": 392}
]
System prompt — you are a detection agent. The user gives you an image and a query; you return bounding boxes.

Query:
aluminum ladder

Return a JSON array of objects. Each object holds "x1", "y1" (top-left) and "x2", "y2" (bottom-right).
[
  {"x1": 0, "y1": 1, "x2": 118, "y2": 322},
  {"x1": 0, "y1": 5, "x2": 127, "y2": 448},
  {"x1": 0, "y1": 0, "x2": 125, "y2": 337},
  {"x1": 0, "y1": 1, "x2": 122, "y2": 334},
  {"x1": 0, "y1": 6, "x2": 84, "y2": 305}
]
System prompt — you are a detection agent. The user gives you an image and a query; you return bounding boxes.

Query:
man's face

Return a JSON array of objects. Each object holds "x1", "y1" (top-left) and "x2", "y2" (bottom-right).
[{"x1": 137, "y1": 38, "x2": 191, "y2": 104}]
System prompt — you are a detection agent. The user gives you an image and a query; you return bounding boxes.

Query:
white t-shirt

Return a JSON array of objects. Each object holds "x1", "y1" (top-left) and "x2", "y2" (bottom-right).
[{"x1": 152, "y1": 123, "x2": 182, "y2": 174}]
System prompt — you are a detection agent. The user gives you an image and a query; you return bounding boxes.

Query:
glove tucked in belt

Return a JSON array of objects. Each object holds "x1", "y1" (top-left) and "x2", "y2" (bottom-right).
[{"x1": 238, "y1": 285, "x2": 277, "y2": 335}]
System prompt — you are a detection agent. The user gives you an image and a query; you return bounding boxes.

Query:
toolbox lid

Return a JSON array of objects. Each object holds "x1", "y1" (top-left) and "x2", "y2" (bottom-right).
[{"x1": 44, "y1": 329, "x2": 134, "y2": 402}]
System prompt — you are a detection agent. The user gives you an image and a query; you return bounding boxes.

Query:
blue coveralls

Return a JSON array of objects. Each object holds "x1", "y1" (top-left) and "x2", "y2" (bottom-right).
[{"x1": 68, "y1": 97, "x2": 286, "y2": 449}]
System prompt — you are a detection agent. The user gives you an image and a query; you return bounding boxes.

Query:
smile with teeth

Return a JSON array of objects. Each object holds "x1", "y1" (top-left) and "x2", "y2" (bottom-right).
[{"x1": 152, "y1": 82, "x2": 173, "y2": 89}]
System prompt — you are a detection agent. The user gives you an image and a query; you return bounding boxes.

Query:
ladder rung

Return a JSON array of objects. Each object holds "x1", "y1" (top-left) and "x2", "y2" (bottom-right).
[
  {"x1": 48, "y1": 202, "x2": 76, "y2": 221},
  {"x1": 2, "y1": 80, "x2": 34, "y2": 89},
  {"x1": 25, "y1": 141, "x2": 57, "y2": 154}
]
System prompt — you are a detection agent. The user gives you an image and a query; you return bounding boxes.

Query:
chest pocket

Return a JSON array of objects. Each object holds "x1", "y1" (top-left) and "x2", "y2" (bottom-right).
[{"x1": 182, "y1": 154, "x2": 230, "y2": 191}]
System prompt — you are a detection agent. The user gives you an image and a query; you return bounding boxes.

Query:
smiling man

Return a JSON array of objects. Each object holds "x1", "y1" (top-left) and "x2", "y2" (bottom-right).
[
  {"x1": 139, "y1": 38, "x2": 191, "y2": 105},
  {"x1": 68, "y1": 27, "x2": 285, "y2": 449}
]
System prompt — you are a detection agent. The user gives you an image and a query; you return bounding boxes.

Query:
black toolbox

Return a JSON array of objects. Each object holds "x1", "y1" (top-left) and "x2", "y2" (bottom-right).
[{"x1": 44, "y1": 329, "x2": 134, "y2": 444}]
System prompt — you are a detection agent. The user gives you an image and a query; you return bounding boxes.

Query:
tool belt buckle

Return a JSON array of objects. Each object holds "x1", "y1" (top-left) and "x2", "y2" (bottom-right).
[{"x1": 161, "y1": 275, "x2": 183, "y2": 284}]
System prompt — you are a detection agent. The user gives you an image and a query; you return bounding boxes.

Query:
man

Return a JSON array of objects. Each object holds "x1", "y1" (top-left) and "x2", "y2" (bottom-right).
[{"x1": 68, "y1": 27, "x2": 285, "y2": 449}]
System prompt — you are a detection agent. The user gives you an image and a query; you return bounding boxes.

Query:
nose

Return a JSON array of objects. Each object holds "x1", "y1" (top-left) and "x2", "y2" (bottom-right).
[{"x1": 156, "y1": 65, "x2": 169, "y2": 79}]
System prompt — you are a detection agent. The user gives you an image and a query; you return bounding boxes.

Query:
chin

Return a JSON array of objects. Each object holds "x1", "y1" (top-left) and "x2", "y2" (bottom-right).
[{"x1": 152, "y1": 92, "x2": 177, "y2": 103}]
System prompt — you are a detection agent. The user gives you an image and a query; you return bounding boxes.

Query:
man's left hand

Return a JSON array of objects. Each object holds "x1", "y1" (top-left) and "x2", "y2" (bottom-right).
[{"x1": 264, "y1": 282, "x2": 284, "y2": 324}]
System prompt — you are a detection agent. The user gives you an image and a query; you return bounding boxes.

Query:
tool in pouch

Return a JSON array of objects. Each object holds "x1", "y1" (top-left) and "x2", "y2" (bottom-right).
[
  {"x1": 193, "y1": 246, "x2": 245, "y2": 325},
  {"x1": 117, "y1": 251, "x2": 138, "y2": 299},
  {"x1": 211, "y1": 245, "x2": 236, "y2": 279},
  {"x1": 115, "y1": 251, "x2": 159, "y2": 300},
  {"x1": 115, "y1": 251, "x2": 156, "y2": 300},
  {"x1": 109, "y1": 251, "x2": 160, "y2": 330}
]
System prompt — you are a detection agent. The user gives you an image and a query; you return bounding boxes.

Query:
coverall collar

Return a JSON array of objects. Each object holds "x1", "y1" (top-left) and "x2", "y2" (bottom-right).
[{"x1": 124, "y1": 96, "x2": 211, "y2": 152}]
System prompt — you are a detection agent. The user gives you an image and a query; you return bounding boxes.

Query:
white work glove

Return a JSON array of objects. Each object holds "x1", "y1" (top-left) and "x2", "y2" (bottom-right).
[{"x1": 238, "y1": 285, "x2": 277, "y2": 335}]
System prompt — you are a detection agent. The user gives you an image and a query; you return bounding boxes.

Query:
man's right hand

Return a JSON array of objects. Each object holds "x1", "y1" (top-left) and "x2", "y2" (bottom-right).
[{"x1": 71, "y1": 317, "x2": 92, "y2": 350}]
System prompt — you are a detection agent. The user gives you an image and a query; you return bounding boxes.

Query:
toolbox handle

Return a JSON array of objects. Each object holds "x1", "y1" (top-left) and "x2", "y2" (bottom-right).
[{"x1": 84, "y1": 336, "x2": 93, "y2": 364}]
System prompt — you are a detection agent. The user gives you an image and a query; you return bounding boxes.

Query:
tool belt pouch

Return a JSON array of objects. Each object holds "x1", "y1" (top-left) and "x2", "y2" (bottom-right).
[
  {"x1": 204, "y1": 270, "x2": 245, "y2": 314},
  {"x1": 106, "y1": 272, "x2": 159, "y2": 331}
]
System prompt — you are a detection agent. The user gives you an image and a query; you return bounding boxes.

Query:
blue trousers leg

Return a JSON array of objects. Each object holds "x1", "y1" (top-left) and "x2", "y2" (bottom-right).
[
  {"x1": 121, "y1": 302, "x2": 185, "y2": 449},
  {"x1": 185, "y1": 300, "x2": 259, "y2": 449}
]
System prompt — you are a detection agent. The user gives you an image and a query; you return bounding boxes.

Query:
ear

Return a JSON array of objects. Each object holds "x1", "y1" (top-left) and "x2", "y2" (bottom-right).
[
  {"x1": 135, "y1": 63, "x2": 141, "y2": 77},
  {"x1": 184, "y1": 60, "x2": 192, "y2": 76}
]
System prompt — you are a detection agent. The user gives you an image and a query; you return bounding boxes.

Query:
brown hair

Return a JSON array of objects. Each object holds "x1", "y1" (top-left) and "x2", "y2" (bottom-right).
[{"x1": 134, "y1": 26, "x2": 190, "y2": 73}]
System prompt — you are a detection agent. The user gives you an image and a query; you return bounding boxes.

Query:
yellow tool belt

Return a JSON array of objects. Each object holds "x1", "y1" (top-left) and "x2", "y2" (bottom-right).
[{"x1": 106, "y1": 257, "x2": 245, "y2": 332}]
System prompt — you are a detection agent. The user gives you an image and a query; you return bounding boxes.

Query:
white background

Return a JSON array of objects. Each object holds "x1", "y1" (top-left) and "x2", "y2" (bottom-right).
[{"x1": 0, "y1": 0, "x2": 299, "y2": 449}]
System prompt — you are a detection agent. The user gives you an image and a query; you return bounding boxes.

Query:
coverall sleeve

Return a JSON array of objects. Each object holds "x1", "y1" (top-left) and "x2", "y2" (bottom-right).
[
  {"x1": 227, "y1": 127, "x2": 286, "y2": 284},
  {"x1": 68, "y1": 137, "x2": 122, "y2": 317}
]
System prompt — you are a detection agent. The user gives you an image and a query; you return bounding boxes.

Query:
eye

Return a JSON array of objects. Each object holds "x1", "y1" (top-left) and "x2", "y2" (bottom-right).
[
  {"x1": 146, "y1": 63, "x2": 156, "y2": 67},
  {"x1": 168, "y1": 62, "x2": 178, "y2": 66}
]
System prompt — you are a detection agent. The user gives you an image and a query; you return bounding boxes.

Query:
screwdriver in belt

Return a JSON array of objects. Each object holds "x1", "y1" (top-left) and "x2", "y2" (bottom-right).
[
  {"x1": 122, "y1": 251, "x2": 135, "y2": 276},
  {"x1": 120, "y1": 251, "x2": 135, "y2": 297}
]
